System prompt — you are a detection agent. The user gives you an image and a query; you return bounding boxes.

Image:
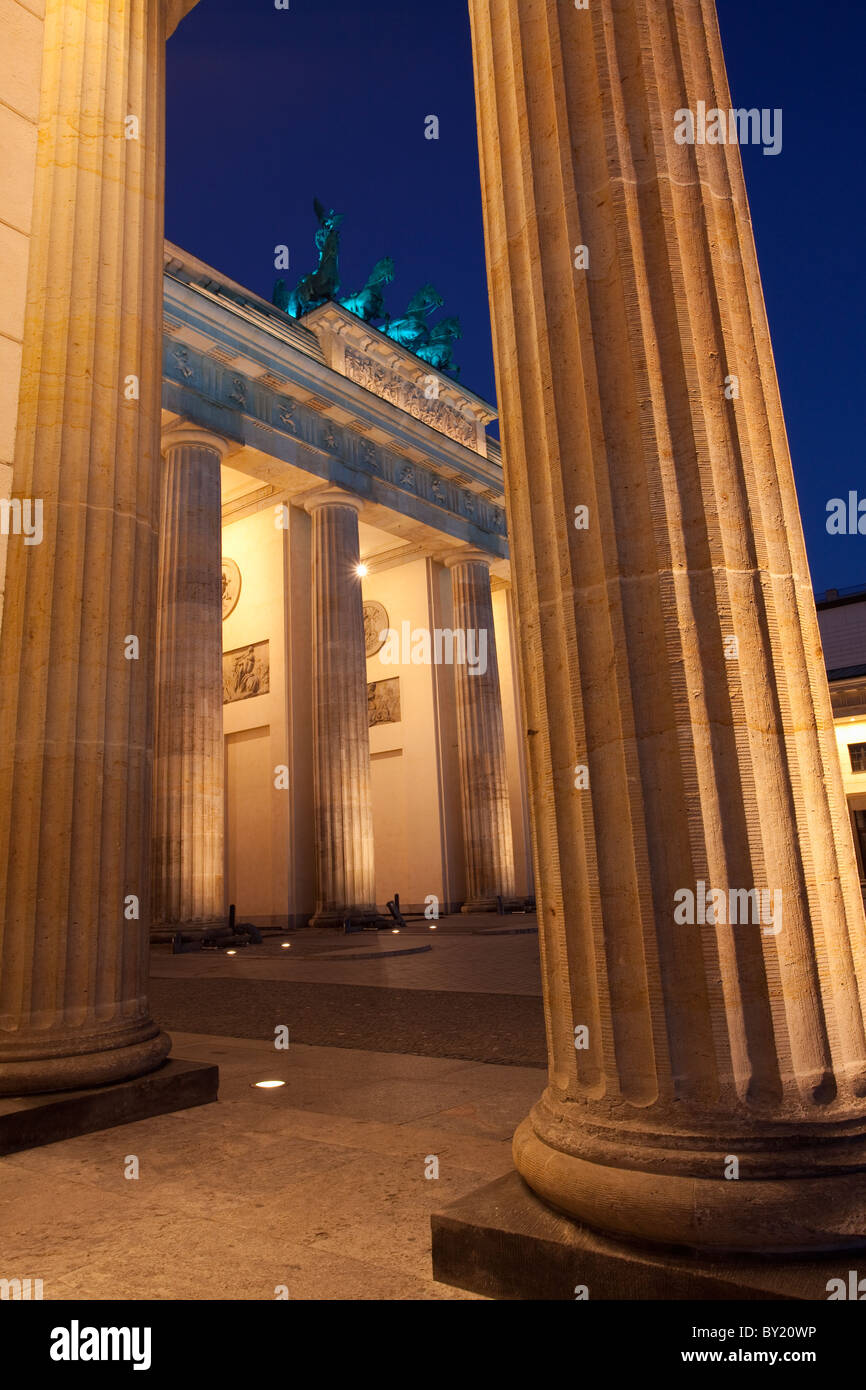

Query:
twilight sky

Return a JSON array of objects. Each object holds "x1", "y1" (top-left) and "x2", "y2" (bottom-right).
[{"x1": 166, "y1": 0, "x2": 865, "y2": 594}]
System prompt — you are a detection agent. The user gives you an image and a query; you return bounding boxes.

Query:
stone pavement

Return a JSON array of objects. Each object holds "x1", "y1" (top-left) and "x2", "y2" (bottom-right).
[
  {"x1": 152, "y1": 916, "x2": 543, "y2": 995},
  {"x1": 0, "y1": 1033, "x2": 544, "y2": 1301},
  {"x1": 149, "y1": 915, "x2": 546, "y2": 1066}
]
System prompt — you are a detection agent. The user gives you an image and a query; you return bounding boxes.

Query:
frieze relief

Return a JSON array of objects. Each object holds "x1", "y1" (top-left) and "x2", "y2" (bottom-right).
[
  {"x1": 163, "y1": 341, "x2": 507, "y2": 538},
  {"x1": 343, "y1": 345, "x2": 477, "y2": 450}
]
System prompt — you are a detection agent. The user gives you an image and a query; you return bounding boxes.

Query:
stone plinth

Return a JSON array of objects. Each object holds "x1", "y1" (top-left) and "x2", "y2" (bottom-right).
[
  {"x1": 467, "y1": 0, "x2": 866, "y2": 1250},
  {"x1": 0, "y1": 1059, "x2": 218, "y2": 1157},
  {"x1": 432, "y1": 1171, "x2": 863, "y2": 1301}
]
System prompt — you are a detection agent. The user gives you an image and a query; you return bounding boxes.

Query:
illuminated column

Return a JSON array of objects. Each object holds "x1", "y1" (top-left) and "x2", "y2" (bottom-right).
[
  {"x1": 469, "y1": 0, "x2": 866, "y2": 1249},
  {"x1": 305, "y1": 489, "x2": 377, "y2": 925},
  {"x1": 152, "y1": 427, "x2": 228, "y2": 927},
  {"x1": 446, "y1": 551, "x2": 516, "y2": 910},
  {"x1": 0, "y1": 0, "x2": 190, "y2": 1093}
]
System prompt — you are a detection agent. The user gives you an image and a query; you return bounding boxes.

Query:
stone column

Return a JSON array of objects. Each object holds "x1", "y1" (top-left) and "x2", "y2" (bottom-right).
[
  {"x1": 305, "y1": 489, "x2": 377, "y2": 925},
  {"x1": 469, "y1": 0, "x2": 866, "y2": 1249},
  {"x1": 152, "y1": 426, "x2": 228, "y2": 928},
  {"x1": 446, "y1": 551, "x2": 516, "y2": 910},
  {"x1": 0, "y1": 0, "x2": 182, "y2": 1093}
]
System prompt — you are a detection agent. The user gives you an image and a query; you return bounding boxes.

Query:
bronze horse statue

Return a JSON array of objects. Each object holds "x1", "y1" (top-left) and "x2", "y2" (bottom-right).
[
  {"x1": 416, "y1": 316, "x2": 462, "y2": 376},
  {"x1": 383, "y1": 284, "x2": 444, "y2": 352},
  {"x1": 340, "y1": 257, "x2": 395, "y2": 323}
]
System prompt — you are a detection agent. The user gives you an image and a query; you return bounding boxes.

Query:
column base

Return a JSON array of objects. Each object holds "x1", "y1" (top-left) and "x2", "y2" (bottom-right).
[
  {"x1": 432, "y1": 1170, "x2": 864, "y2": 1300},
  {"x1": 0, "y1": 1057, "x2": 218, "y2": 1156},
  {"x1": 0, "y1": 1028, "x2": 172, "y2": 1097},
  {"x1": 514, "y1": 1114, "x2": 866, "y2": 1254}
]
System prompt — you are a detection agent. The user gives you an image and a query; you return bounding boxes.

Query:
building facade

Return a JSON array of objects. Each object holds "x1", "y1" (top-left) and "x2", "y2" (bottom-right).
[
  {"x1": 817, "y1": 586, "x2": 866, "y2": 891},
  {"x1": 159, "y1": 244, "x2": 533, "y2": 928},
  {"x1": 4, "y1": 0, "x2": 866, "y2": 1264}
]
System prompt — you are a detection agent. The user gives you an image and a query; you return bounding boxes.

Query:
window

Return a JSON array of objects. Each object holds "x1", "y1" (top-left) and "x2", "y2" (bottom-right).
[{"x1": 849, "y1": 743, "x2": 866, "y2": 773}]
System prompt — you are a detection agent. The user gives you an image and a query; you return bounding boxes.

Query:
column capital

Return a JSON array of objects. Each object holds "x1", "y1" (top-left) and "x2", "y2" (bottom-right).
[
  {"x1": 303, "y1": 486, "x2": 364, "y2": 517},
  {"x1": 160, "y1": 424, "x2": 233, "y2": 460},
  {"x1": 443, "y1": 547, "x2": 495, "y2": 571}
]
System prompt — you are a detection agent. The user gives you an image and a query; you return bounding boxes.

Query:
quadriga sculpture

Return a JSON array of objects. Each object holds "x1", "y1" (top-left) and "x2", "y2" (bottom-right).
[{"x1": 340, "y1": 257, "x2": 395, "y2": 323}]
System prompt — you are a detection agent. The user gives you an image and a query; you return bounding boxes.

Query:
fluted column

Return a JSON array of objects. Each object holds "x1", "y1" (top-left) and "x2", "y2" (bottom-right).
[
  {"x1": 470, "y1": 0, "x2": 866, "y2": 1249},
  {"x1": 446, "y1": 551, "x2": 516, "y2": 910},
  {"x1": 0, "y1": 0, "x2": 182, "y2": 1093},
  {"x1": 153, "y1": 427, "x2": 228, "y2": 927},
  {"x1": 305, "y1": 489, "x2": 377, "y2": 925}
]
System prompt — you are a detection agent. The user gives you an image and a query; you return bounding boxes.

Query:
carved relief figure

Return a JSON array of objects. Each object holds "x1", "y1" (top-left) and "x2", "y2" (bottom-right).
[
  {"x1": 363, "y1": 601, "x2": 389, "y2": 658},
  {"x1": 221, "y1": 558, "x2": 241, "y2": 620},
  {"x1": 223, "y1": 641, "x2": 270, "y2": 704},
  {"x1": 367, "y1": 677, "x2": 401, "y2": 727}
]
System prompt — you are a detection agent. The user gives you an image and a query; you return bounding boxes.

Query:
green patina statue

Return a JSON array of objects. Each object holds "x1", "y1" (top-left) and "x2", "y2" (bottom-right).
[
  {"x1": 276, "y1": 198, "x2": 344, "y2": 320},
  {"x1": 382, "y1": 284, "x2": 444, "y2": 352},
  {"x1": 272, "y1": 204, "x2": 461, "y2": 376},
  {"x1": 416, "y1": 316, "x2": 462, "y2": 377},
  {"x1": 340, "y1": 257, "x2": 395, "y2": 323}
]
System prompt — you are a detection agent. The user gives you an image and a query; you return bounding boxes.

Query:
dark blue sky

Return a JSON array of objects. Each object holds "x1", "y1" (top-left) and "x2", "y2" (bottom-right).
[{"x1": 167, "y1": 0, "x2": 865, "y2": 594}]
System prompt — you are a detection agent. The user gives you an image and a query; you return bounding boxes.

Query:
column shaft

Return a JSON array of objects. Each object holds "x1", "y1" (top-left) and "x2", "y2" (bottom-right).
[
  {"x1": 307, "y1": 493, "x2": 377, "y2": 924},
  {"x1": 448, "y1": 556, "x2": 516, "y2": 909},
  {"x1": 153, "y1": 431, "x2": 226, "y2": 926},
  {"x1": 469, "y1": 0, "x2": 866, "y2": 1248},
  {"x1": 0, "y1": 0, "x2": 171, "y2": 1092}
]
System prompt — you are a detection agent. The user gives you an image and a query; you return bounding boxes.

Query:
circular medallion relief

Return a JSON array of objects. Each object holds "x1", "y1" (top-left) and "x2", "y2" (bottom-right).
[
  {"x1": 222, "y1": 558, "x2": 242, "y2": 621},
  {"x1": 363, "y1": 600, "x2": 390, "y2": 658}
]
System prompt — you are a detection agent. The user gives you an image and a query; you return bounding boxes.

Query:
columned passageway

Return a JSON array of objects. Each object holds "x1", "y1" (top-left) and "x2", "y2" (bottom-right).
[
  {"x1": 306, "y1": 489, "x2": 378, "y2": 925},
  {"x1": 468, "y1": 0, "x2": 866, "y2": 1249},
  {"x1": 153, "y1": 426, "x2": 229, "y2": 927},
  {"x1": 446, "y1": 551, "x2": 516, "y2": 910}
]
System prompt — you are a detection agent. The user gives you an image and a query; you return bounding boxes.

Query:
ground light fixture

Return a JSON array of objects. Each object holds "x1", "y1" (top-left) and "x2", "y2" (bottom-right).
[{"x1": 252, "y1": 1081, "x2": 285, "y2": 1090}]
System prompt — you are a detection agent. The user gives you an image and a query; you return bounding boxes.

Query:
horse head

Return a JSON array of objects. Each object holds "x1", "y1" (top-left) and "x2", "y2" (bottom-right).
[
  {"x1": 368, "y1": 257, "x2": 395, "y2": 289},
  {"x1": 427, "y1": 316, "x2": 462, "y2": 344},
  {"x1": 405, "y1": 284, "x2": 444, "y2": 318}
]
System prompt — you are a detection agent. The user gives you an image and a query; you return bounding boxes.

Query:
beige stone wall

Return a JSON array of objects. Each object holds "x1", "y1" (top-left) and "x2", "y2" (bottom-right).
[
  {"x1": 216, "y1": 525, "x2": 532, "y2": 921},
  {"x1": 364, "y1": 557, "x2": 460, "y2": 912},
  {"x1": 835, "y1": 720, "x2": 866, "y2": 801},
  {"x1": 0, "y1": 0, "x2": 43, "y2": 633},
  {"x1": 221, "y1": 504, "x2": 292, "y2": 925}
]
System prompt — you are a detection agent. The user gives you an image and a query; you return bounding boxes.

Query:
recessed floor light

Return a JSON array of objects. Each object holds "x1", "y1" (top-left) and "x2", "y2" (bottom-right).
[
  {"x1": 226, "y1": 949, "x2": 237, "y2": 956},
  {"x1": 281, "y1": 942, "x2": 291, "y2": 949},
  {"x1": 253, "y1": 1080, "x2": 285, "y2": 1090},
  {"x1": 391, "y1": 928, "x2": 400, "y2": 934}
]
